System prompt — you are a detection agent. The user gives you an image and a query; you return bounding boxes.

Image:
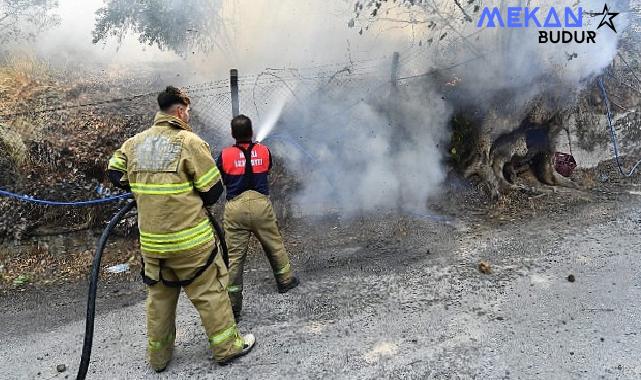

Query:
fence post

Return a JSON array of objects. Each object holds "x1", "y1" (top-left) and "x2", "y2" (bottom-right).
[
  {"x1": 388, "y1": 52, "x2": 400, "y2": 127},
  {"x1": 230, "y1": 69, "x2": 240, "y2": 117},
  {"x1": 389, "y1": 52, "x2": 403, "y2": 209},
  {"x1": 390, "y1": 51, "x2": 400, "y2": 95}
]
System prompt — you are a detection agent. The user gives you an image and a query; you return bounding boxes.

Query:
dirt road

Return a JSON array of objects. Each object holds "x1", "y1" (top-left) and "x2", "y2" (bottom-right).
[{"x1": 2, "y1": 192, "x2": 640, "y2": 379}]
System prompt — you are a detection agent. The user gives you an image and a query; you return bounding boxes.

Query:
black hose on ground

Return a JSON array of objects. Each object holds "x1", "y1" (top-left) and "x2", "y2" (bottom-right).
[
  {"x1": 76, "y1": 202, "x2": 228, "y2": 380},
  {"x1": 206, "y1": 207, "x2": 229, "y2": 267},
  {"x1": 77, "y1": 200, "x2": 135, "y2": 380}
]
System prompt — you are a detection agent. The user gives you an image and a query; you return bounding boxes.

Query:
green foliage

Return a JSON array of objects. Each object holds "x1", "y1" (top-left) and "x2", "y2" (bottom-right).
[
  {"x1": 352, "y1": 0, "x2": 481, "y2": 22},
  {"x1": 0, "y1": 0, "x2": 60, "y2": 45},
  {"x1": 350, "y1": 0, "x2": 482, "y2": 49},
  {"x1": 92, "y1": 0, "x2": 224, "y2": 56},
  {"x1": 13, "y1": 274, "x2": 30, "y2": 286}
]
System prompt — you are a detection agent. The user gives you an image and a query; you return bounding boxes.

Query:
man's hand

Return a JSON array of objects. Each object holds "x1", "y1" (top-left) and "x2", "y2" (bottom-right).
[{"x1": 107, "y1": 169, "x2": 131, "y2": 192}]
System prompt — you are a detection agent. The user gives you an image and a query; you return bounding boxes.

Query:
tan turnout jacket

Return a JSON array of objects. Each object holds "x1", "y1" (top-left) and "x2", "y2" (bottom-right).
[{"x1": 108, "y1": 112, "x2": 222, "y2": 257}]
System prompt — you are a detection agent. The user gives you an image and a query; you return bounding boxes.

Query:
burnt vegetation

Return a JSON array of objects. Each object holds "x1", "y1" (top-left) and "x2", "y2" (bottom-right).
[{"x1": 1, "y1": 1, "x2": 640, "y2": 241}]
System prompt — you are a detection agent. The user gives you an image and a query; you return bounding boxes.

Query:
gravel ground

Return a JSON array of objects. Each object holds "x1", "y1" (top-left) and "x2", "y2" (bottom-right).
[{"x1": 1, "y1": 189, "x2": 640, "y2": 379}]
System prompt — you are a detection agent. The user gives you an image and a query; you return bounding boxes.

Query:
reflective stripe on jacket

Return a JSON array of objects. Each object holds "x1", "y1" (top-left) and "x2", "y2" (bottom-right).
[{"x1": 108, "y1": 112, "x2": 221, "y2": 257}]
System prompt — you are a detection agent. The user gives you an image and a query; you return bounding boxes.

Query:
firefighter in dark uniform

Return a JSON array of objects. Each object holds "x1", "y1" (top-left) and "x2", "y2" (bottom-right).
[{"x1": 216, "y1": 115, "x2": 299, "y2": 319}]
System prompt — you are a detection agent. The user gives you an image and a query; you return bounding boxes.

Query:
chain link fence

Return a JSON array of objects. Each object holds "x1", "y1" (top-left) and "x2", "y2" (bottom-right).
[
  {"x1": 1, "y1": 44, "x2": 641, "y2": 238},
  {"x1": 0, "y1": 53, "x2": 404, "y2": 238}
]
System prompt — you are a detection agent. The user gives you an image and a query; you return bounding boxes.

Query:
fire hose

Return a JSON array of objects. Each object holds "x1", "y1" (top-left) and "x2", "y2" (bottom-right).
[{"x1": 76, "y1": 201, "x2": 228, "y2": 380}]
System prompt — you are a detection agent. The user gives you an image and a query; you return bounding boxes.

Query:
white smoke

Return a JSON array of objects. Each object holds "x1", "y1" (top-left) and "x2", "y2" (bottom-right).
[
  {"x1": 442, "y1": 0, "x2": 629, "y2": 114},
  {"x1": 260, "y1": 0, "x2": 630, "y2": 216},
  {"x1": 4, "y1": 0, "x2": 632, "y2": 217},
  {"x1": 266, "y1": 67, "x2": 452, "y2": 216}
]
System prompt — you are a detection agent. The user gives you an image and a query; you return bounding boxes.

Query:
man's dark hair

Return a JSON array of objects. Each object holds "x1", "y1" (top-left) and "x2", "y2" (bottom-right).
[
  {"x1": 157, "y1": 86, "x2": 190, "y2": 112},
  {"x1": 231, "y1": 115, "x2": 253, "y2": 141}
]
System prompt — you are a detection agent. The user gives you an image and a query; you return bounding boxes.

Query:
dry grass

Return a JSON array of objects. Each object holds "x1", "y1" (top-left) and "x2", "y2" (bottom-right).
[
  {"x1": 0, "y1": 53, "x2": 51, "y2": 97},
  {"x1": 0, "y1": 52, "x2": 51, "y2": 83},
  {"x1": 0, "y1": 54, "x2": 55, "y2": 141},
  {"x1": 0, "y1": 55, "x2": 53, "y2": 179},
  {"x1": 0, "y1": 124, "x2": 27, "y2": 169},
  {"x1": 0, "y1": 238, "x2": 141, "y2": 290}
]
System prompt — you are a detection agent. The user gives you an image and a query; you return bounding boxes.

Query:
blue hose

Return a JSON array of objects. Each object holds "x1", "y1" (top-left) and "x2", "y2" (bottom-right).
[
  {"x1": 0, "y1": 189, "x2": 132, "y2": 206},
  {"x1": 597, "y1": 77, "x2": 641, "y2": 177}
]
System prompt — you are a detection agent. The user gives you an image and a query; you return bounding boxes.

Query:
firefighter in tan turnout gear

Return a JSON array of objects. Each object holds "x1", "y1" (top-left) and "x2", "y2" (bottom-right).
[
  {"x1": 106, "y1": 86, "x2": 255, "y2": 372},
  {"x1": 216, "y1": 115, "x2": 299, "y2": 319}
]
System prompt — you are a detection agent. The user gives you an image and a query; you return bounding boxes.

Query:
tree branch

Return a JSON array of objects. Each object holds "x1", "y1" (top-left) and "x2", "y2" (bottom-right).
[{"x1": 453, "y1": 0, "x2": 473, "y2": 22}]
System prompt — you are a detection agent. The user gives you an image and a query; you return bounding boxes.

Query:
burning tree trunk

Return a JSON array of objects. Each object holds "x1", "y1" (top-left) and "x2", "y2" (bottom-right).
[{"x1": 450, "y1": 97, "x2": 580, "y2": 199}]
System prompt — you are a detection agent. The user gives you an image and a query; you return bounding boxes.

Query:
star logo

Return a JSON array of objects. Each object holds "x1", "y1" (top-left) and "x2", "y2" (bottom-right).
[{"x1": 595, "y1": 4, "x2": 619, "y2": 33}]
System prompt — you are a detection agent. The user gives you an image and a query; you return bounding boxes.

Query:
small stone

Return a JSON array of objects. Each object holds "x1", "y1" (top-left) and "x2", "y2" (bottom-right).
[
  {"x1": 567, "y1": 274, "x2": 576, "y2": 283},
  {"x1": 479, "y1": 261, "x2": 492, "y2": 274},
  {"x1": 56, "y1": 364, "x2": 66, "y2": 373}
]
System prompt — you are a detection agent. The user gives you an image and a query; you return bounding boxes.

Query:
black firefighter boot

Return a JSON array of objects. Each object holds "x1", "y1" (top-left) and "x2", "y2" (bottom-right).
[{"x1": 277, "y1": 276, "x2": 300, "y2": 293}]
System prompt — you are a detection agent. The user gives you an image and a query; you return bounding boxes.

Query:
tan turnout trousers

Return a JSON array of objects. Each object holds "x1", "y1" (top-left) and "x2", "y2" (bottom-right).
[
  {"x1": 143, "y1": 242, "x2": 244, "y2": 369},
  {"x1": 223, "y1": 190, "x2": 293, "y2": 314}
]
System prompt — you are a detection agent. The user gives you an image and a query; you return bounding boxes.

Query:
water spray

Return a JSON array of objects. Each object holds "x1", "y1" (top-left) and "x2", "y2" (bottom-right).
[{"x1": 255, "y1": 93, "x2": 290, "y2": 142}]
